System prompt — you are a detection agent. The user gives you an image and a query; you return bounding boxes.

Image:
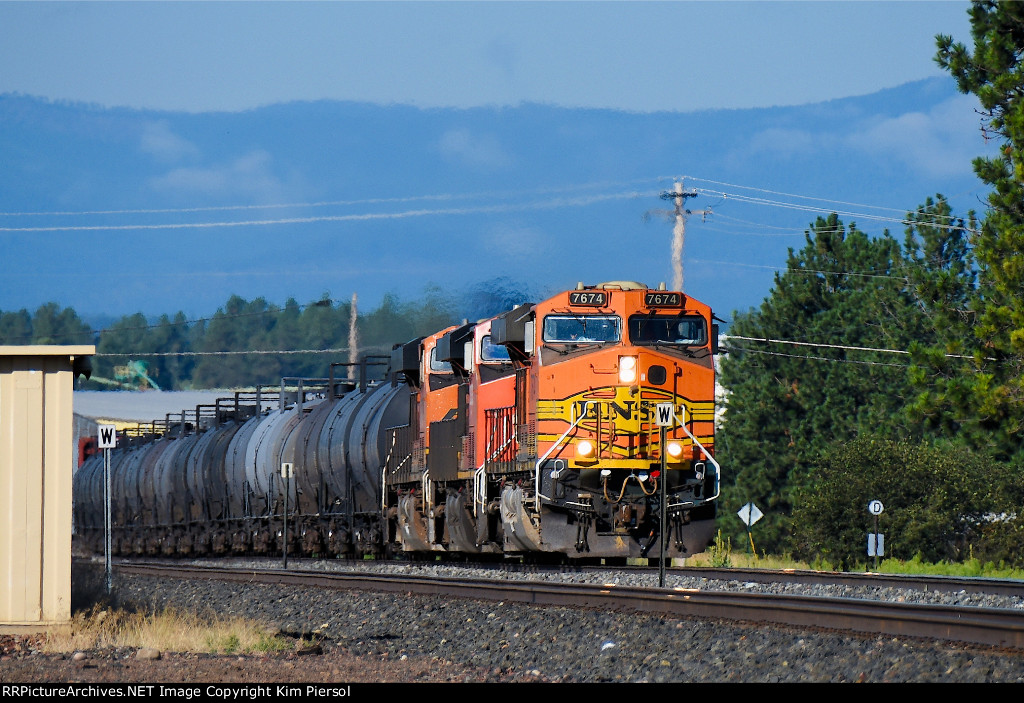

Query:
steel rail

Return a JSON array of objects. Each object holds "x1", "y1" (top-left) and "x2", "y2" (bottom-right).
[
  {"x1": 667, "y1": 566, "x2": 1024, "y2": 598},
  {"x1": 116, "y1": 563, "x2": 1024, "y2": 650}
]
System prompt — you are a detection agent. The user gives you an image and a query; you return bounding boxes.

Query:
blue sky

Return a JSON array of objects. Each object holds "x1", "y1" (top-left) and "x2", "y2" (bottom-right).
[
  {"x1": 0, "y1": 1, "x2": 989, "y2": 321},
  {"x1": 2, "y1": 1, "x2": 972, "y2": 113}
]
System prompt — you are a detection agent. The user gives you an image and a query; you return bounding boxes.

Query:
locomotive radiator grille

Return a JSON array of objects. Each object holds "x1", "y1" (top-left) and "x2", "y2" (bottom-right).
[{"x1": 484, "y1": 406, "x2": 518, "y2": 474}]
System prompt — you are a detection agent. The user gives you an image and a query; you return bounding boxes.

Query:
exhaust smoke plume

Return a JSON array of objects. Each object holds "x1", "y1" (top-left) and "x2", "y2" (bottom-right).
[
  {"x1": 348, "y1": 292, "x2": 358, "y2": 380},
  {"x1": 672, "y1": 181, "x2": 685, "y2": 291}
]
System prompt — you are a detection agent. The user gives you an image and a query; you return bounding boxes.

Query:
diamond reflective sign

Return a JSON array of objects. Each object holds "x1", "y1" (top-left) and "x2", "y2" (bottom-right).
[{"x1": 737, "y1": 502, "x2": 763, "y2": 527}]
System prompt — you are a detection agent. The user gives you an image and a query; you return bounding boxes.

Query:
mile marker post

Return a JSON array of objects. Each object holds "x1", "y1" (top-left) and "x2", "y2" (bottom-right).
[
  {"x1": 97, "y1": 424, "x2": 117, "y2": 594},
  {"x1": 868, "y1": 500, "x2": 885, "y2": 571}
]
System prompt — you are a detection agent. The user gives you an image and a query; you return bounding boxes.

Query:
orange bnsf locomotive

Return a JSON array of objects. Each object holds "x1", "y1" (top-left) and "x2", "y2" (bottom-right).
[
  {"x1": 75, "y1": 281, "x2": 719, "y2": 561},
  {"x1": 384, "y1": 280, "x2": 719, "y2": 559}
]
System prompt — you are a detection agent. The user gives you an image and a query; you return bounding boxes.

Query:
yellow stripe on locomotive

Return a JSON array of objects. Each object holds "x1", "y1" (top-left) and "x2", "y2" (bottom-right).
[{"x1": 536, "y1": 386, "x2": 714, "y2": 470}]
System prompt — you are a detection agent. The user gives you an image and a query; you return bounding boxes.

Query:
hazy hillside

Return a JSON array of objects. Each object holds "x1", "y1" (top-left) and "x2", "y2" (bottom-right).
[{"x1": 0, "y1": 77, "x2": 990, "y2": 320}]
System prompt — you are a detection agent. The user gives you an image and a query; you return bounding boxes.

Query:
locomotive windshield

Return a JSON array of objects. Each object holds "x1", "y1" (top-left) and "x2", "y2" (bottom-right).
[
  {"x1": 629, "y1": 314, "x2": 707, "y2": 346},
  {"x1": 543, "y1": 315, "x2": 621, "y2": 343}
]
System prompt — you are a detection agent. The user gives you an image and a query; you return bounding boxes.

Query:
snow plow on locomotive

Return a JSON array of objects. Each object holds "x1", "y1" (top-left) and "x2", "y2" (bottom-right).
[{"x1": 74, "y1": 281, "x2": 721, "y2": 561}]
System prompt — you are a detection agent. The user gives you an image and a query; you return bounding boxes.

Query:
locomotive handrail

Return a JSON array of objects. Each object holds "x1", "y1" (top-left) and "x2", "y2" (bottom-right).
[
  {"x1": 534, "y1": 401, "x2": 594, "y2": 510},
  {"x1": 473, "y1": 464, "x2": 488, "y2": 519},
  {"x1": 474, "y1": 424, "x2": 516, "y2": 516},
  {"x1": 381, "y1": 429, "x2": 412, "y2": 511},
  {"x1": 674, "y1": 408, "x2": 721, "y2": 502}
]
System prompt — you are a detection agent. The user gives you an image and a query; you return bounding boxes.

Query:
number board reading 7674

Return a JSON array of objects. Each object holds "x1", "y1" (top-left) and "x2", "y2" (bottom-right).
[
  {"x1": 568, "y1": 291, "x2": 607, "y2": 306},
  {"x1": 644, "y1": 292, "x2": 683, "y2": 307}
]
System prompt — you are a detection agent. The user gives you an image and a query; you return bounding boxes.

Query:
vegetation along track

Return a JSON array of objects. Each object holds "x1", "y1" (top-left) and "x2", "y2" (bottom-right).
[{"x1": 110, "y1": 560, "x2": 1024, "y2": 650}]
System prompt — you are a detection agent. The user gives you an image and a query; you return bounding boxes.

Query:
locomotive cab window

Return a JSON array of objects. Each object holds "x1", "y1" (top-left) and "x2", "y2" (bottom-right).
[
  {"x1": 542, "y1": 315, "x2": 621, "y2": 344},
  {"x1": 429, "y1": 347, "x2": 452, "y2": 373},
  {"x1": 629, "y1": 315, "x2": 707, "y2": 346},
  {"x1": 480, "y1": 334, "x2": 511, "y2": 362}
]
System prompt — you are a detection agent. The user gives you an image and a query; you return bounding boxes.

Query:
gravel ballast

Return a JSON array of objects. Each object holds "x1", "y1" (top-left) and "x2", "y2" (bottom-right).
[{"x1": 85, "y1": 561, "x2": 1024, "y2": 683}]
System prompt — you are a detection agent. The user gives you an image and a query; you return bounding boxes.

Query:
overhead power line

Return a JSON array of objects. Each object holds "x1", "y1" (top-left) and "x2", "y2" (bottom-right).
[
  {"x1": 692, "y1": 258, "x2": 910, "y2": 282},
  {"x1": 0, "y1": 177, "x2": 663, "y2": 218},
  {"x1": 0, "y1": 173, "x2": 980, "y2": 238},
  {"x1": 94, "y1": 347, "x2": 371, "y2": 358},
  {"x1": 681, "y1": 175, "x2": 973, "y2": 226},
  {"x1": 0, "y1": 190, "x2": 647, "y2": 233},
  {"x1": 722, "y1": 334, "x2": 993, "y2": 362},
  {"x1": 723, "y1": 334, "x2": 910, "y2": 356},
  {"x1": 728, "y1": 347, "x2": 909, "y2": 368},
  {"x1": 693, "y1": 189, "x2": 980, "y2": 234}
]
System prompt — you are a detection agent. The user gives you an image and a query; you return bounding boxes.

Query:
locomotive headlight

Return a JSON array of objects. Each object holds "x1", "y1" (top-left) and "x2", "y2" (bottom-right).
[
  {"x1": 666, "y1": 441, "x2": 685, "y2": 460},
  {"x1": 576, "y1": 439, "x2": 596, "y2": 459},
  {"x1": 618, "y1": 356, "x2": 638, "y2": 383}
]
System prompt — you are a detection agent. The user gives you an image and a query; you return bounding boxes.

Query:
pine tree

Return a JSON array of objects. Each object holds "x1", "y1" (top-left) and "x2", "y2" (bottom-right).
[
  {"x1": 29, "y1": 303, "x2": 92, "y2": 345},
  {"x1": 902, "y1": 196, "x2": 980, "y2": 440},
  {"x1": 718, "y1": 215, "x2": 926, "y2": 552},
  {"x1": 936, "y1": 1, "x2": 1024, "y2": 458},
  {"x1": 0, "y1": 309, "x2": 33, "y2": 344}
]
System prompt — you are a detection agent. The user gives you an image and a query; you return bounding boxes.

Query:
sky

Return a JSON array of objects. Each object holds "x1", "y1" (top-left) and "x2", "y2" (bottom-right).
[
  {"x1": 1, "y1": 1, "x2": 972, "y2": 113},
  {"x1": 0, "y1": 1, "x2": 987, "y2": 323}
]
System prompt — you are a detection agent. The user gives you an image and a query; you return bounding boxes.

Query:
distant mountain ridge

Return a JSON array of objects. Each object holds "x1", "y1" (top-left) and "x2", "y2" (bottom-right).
[{"x1": 0, "y1": 77, "x2": 990, "y2": 320}]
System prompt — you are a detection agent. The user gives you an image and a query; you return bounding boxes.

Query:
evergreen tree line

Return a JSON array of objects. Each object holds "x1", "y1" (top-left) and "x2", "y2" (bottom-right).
[
  {"x1": 719, "y1": 1, "x2": 1024, "y2": 568},
  {"x1": 0, "y1": 278, "x2": 532, "y2": 390}
]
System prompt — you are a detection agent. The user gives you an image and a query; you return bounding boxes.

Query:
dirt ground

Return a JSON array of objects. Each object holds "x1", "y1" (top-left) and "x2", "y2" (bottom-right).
[{"x1": 0, "y1": 634, "x2": 532, "y2": 684}]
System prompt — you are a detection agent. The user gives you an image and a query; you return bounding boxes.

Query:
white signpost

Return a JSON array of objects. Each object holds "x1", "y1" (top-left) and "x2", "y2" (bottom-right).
[
  {"x1": 97, "y1": 424, "x2": 116, "y2": 593},
  {"x1": 281, "y1": 462, "x2": 293, "y2": 569},
  {"x1": 654, "y1": 404, "x2": 673, "y2": 586},
  {"x1": 737, "y1": 502, "x2": 763, "y2": 555},
  {"x1": 867, "y1": 500, "x2": 885, "y2": 570}
]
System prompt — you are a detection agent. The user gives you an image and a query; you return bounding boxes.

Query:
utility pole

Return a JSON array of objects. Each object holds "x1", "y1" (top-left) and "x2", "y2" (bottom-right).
[{"x1": 658, "y1": 180, "x2": 711, "y2": 292}]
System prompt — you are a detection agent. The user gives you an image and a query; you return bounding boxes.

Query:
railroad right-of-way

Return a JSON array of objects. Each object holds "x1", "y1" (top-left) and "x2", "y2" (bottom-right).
[{"x1": 80, "y1": 558, "x2": 1024, "y2": 682}]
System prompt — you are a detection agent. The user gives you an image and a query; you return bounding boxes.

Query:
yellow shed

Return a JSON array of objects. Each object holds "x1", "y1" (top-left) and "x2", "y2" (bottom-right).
[{"x1": 0, "y1": 345, "x2": 94, "y2": 631}]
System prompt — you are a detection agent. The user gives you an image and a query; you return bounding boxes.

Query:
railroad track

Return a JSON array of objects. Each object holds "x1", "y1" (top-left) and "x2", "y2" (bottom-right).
[
  {"x1": 671, "y1": 566, "x2": 1024, "y2": 598},
  {"x1": 114, "y1": 561, "x2": 1024, "y2": 650},
  {"x1": 112, "y1": 555, "x2": 1024, "y2": 597}
]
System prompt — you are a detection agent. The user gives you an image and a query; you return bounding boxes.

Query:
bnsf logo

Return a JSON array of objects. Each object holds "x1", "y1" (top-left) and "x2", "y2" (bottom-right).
[{"x1": 573, "y1": 400, "x2": 678, "y2": 423}]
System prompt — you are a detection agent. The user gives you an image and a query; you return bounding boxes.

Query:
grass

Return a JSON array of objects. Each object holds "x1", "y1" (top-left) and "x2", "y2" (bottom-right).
[
  {"x1": 40, "y1": 605, "x2": 294, "y2": 655},
  {"x1": 873, "y1": 554, "x2": 1024, "y2": 580},
  {"x1": 682, "y1": 543, "x2": 1024, "y2": 580}
]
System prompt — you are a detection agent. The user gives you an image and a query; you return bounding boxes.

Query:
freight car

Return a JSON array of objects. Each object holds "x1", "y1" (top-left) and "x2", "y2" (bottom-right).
[{"x1": 74, "y1": 281, "x2": 720, "y2": 561}]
